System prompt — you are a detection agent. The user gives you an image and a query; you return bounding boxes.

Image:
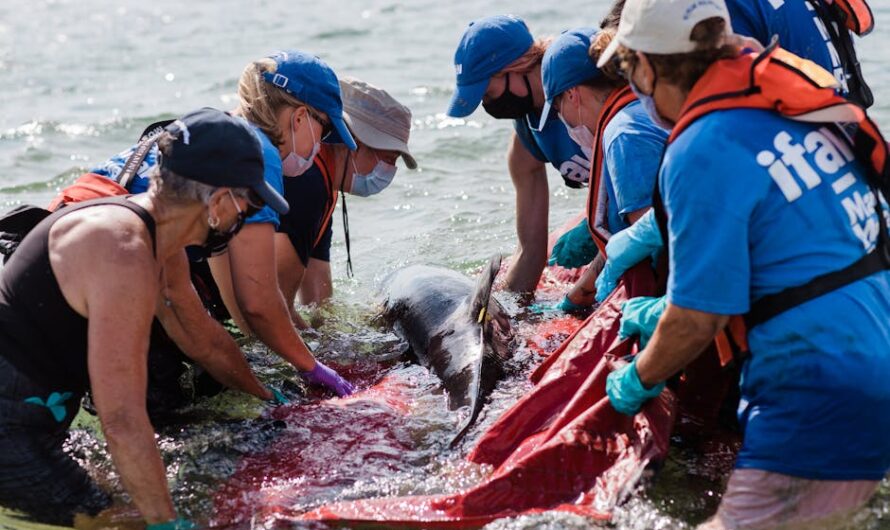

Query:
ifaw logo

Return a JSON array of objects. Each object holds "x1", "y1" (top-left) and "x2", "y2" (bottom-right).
[{"x1": 455, "y1": 64, "x2": 463, "y2": 75}]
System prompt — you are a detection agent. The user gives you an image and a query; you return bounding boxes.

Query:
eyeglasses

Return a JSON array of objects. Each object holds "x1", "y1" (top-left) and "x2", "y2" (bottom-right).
[{"x1": 305, "y1": 107, "x2": 333, "y2": 141}]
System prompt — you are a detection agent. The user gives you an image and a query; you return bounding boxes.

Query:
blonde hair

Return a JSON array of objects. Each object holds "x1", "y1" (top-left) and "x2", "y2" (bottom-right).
[
  {"x1": 588, "y1": 29, "x2": 626, "y2": 87},
  {"x1": 502, "y1": 37, "x2": 552, "y2": 74},
  {"x1": 237, "y1": 58, "x2": 309, "y2": 147}
]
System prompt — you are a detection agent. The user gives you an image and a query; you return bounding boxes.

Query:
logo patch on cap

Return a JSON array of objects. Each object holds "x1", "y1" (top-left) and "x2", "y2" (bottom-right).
[{"x1": 171, "y1": 119, "x2": 191, "y2": 145}]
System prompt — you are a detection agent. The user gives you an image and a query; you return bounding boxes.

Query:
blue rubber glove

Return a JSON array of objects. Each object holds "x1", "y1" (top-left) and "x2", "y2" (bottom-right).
[
  {"x1": 595, "y1": 209, "x2": 663, "y2": 303},
  {"x1": 548, "y1": 218, "x2": 599, "y2": 269},
  {"x1": 268, "y1": 386, "x2": 290, "y2": 405},
  {"x1": 146, "y1": 518, "x2": 196, "y2": 530},
  {"x1": 618, "y1": 296, "x2": 666, "y2": 349},
  {"x1": 529, "y1": 296, "x2": 589, "y2": 314},
  {"x1": 606, "y1": 358, "x2": 665, "y2": 416}
]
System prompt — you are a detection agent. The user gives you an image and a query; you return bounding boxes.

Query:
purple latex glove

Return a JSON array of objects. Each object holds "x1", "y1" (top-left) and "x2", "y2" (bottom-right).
[{"x1": 301, "y1": 360, "x2": 355, "y2": 397}]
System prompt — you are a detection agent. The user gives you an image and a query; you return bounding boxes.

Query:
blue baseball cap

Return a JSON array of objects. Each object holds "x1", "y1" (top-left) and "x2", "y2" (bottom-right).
[
  {"x1": 537, "y1": 27, "x2": 602, "y2": 131},
  {"x1": 446, "y1": 15, "x2": 535, "y2": 118},
  {"x1": 262, "y1": 50, "x2": 358, "y2": 151},
  {"x1": 162, "y1": 108, "x2": 289, "y2": 214}
]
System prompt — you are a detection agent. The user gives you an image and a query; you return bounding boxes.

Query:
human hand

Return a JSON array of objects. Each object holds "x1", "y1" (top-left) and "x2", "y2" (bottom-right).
[
  {"x1": 594, "y1": 210, "x2": 663, "y2": 303},
  {"x1": 302, "y1": 360, "x2": 355, "y2": 397},
  {"x1": 618, "y1": 296, "x2": 666, "y2": 349},
  {"x1": 548, "y1": 219, "x2": 599, "y2": 269},
  {"x1": 606, "y1": 358, "x2": 665, "y2": 416}
]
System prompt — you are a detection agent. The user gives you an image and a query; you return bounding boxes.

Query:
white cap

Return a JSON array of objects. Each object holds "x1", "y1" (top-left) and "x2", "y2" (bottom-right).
[{"x1": 597, "y1": 0, "x2": 732, "y2": 68}]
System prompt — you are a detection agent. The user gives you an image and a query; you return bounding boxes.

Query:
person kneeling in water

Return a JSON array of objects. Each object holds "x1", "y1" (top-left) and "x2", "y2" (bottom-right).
[
  {"x1": 0, "y1": 109, "x2": 286, "y2": 528},
  {"x1": 276, "y1": 76, "x2": 417, "y2": 315}
]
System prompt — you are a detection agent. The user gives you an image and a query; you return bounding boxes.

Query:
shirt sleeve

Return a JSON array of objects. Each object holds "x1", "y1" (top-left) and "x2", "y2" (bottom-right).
[
  {"x1": 661, "y1": 128, "x2": 758, "y2": 315},
  {"x1": 604, "y1": 128, "x2": 664, "y2": 218},
  {"x1": 513, "y1": 117, "x2": 548, "y2": 163},
  {"x1": 245, "y1": 137, "x2": 283, "y2": 229},
  {"x1": 726, "y1": 0, "x2": 770, "y2": 47}
]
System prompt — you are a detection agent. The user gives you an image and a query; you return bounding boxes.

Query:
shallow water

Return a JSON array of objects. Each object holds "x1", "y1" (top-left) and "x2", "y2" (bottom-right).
[{"x1": 1, "y1": 0, "x2": 890, "y2": 528}]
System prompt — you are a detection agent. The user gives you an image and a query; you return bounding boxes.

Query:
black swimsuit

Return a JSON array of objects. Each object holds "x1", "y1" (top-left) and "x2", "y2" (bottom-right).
[{"x1": 0, "y1": 196, "x2": 156, "y2": 525}]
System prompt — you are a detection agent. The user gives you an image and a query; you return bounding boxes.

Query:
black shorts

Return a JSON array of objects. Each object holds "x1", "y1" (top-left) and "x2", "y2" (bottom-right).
[
  {"x1": 277, "y1": 165, "x2": 330, "y2": 267},
  {"x1": 310, "y1": 220, "x2": 333, "y2": 263},
  {"x1": 0, "y1": 356, "x2": 111, "y2": 526}
]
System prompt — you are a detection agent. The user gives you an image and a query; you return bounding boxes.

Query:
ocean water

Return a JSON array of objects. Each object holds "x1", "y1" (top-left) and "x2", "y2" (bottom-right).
[{"x1": 0, "y1": 0, "x2": 889, "y2": 528}]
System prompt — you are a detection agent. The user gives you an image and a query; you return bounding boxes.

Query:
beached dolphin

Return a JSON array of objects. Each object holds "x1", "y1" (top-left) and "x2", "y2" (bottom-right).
[{"x1": 381, "y1": 255, "x2": 512, "y2": 446}]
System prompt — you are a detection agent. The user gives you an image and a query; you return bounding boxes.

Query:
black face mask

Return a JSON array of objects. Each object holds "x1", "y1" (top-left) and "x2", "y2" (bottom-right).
[
  {"x1": 197, "y1": 190, "x2": 260, "y2": 257},
  {"x1": 482, "y1": 74, "x2": 535, "y2": 120}
]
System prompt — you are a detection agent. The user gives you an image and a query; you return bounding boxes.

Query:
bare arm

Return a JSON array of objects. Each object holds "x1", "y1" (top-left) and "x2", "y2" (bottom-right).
[
  {"x1": 212, "y1": 223, "x2": 316, "y2": 371},
  {"x1": 53, "y1": 218, "x2": 176, "y2": 523},
  {"x1": 634, "y1": 303, "x2": 729, "y2": 386},
  {"x1": 505, "y1": 132, "x2": 550, "y2": 293},
  {"x1": 155, "y1": 250, "x2": 271, "y2": 399},
  {"x1": 273, "y1": 232, "x2": 310, "y2": 329}
]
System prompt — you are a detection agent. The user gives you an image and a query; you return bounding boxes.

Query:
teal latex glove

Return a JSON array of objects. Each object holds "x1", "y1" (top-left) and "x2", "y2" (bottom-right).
[
  {"x1": 146, "y1": 518, "x2": 196, "y2": 530},
  {"x1": 529, "y1": 296, "x2": 589, "y2": 314},
  {"x1": 618, "y1": 296, "x2": 666, "y2": 349},
  {"x1": 548, "y1": 218, "x2": 599, "y2": 269},
  {"x1": 606, "y1": 358, "x2": 665, "y2": 416},
  {"x1": 595, "y1": 209, "x2": 663, "y2": 303},
  {"x1": 268, "y1": 386, "x2": 290, "y2": 405}
]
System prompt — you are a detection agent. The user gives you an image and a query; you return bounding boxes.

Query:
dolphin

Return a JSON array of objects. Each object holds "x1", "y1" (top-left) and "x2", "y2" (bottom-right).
[{"x1": 381, "y1": 255, "x2": 512, "y2": 446}]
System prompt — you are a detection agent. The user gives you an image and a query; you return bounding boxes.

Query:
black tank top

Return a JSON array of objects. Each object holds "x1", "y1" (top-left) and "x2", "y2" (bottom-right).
[{"x1": 0, "y1": 197, "x2": 156, "y2": 394}]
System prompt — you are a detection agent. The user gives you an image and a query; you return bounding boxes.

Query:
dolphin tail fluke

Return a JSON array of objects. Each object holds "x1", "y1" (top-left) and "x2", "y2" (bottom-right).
[{"x1": 451, "y1": 254, "x2": 505, "y2": 448}]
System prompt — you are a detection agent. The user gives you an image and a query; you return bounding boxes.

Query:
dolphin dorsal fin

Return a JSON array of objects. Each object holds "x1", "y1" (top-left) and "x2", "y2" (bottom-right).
[{"x1": 468, "y1": 254, "x2": 503, "y2": 323}]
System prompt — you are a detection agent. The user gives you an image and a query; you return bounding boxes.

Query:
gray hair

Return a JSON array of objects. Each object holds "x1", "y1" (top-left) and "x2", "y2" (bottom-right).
[{"x1": 149, "y1": 131, "x2": 251, "y2": 204}]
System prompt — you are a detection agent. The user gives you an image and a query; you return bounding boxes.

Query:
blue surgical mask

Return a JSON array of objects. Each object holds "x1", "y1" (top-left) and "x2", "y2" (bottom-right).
[
  {"x1": 628, "y1": 65, "x2": 673, "y2": 130},
  {"x1": 350, "y1": 155, "x2": 397, "y2": 197}
]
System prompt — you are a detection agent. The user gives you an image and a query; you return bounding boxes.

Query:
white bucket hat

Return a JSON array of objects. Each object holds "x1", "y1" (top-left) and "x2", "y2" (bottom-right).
[{"x1": 597, "y1": 0, "x2": 732, "y2": 68}]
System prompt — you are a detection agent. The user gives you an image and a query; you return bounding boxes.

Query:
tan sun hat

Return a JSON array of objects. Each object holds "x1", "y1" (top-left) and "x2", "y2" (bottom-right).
[{"x1": 339, "y1": 76, "x2": 417, "y2": 169}]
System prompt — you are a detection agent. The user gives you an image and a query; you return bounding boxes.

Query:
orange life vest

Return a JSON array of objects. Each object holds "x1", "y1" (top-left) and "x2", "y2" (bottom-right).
[
  {"x1": 47, "y1": 173, "x2": 130, "y2": 211},
  {"x1": 658, "y1": 44, "x2": 890, "y2": 366},
  {"x1": 585, "y1": 85, "x2": 638, "y2": 255},
  {"x1": 312, "y1": 144, "x2": 339, "y2": 249},
  {"x1": 833, "y1": 0, "x2": 874, "y2": 36}
]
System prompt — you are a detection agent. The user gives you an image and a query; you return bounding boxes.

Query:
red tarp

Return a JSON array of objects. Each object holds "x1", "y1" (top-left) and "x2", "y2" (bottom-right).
[{"x1": 299, "y1": 263, "x2": 677, "y2": 528}]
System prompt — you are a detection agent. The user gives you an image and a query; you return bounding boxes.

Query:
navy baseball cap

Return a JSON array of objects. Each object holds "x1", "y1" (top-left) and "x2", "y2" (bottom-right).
[
  {"x1": 262, "y1": 49, "x2": 358, "y2": 151},
  {"x1": 162, "y1": 107, "x2": 289, "y2": 214},
  {"x1": 446, "y1": 15, "x2": 534, "y2": 118},
  {"x1": 537, "y1": 27, "x2": 602, "y2": 131}
]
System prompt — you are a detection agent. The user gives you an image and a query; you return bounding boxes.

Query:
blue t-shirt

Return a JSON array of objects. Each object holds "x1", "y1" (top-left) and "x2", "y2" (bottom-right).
[
  {"x1": 90, "y1": 122, "x2": 282, "y2": 228},
  {"x1": 727, "y1": 0, "x2": 849, "y2": 94},
  {"x1": 246, "y1": 125, "x2": 283, "y2": 228},
  {"x1": 661, "y1": 108, "x2": 890, "y2": 480},
  {"x1": 514, "y1": 111, "x2": 591, "y2": 188},
  {"x1": 595, "y1": 100, "x2": 668, "y2": 236}
]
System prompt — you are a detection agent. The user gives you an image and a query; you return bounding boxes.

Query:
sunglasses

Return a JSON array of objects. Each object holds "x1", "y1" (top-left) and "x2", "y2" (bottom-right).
[{"x1": 305, "y1": 107, "x2": 333, "y2": 141}]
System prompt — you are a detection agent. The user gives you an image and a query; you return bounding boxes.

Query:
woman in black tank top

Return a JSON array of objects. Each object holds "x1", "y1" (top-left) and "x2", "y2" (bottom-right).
[{"x1": 0, "y1": 108, "x2": 288, "y2": 528}]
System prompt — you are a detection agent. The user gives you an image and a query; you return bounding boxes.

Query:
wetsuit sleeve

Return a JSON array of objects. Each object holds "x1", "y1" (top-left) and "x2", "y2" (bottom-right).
[
  {"x1": 513, "y1": 118, "x2": 548, "y2": 163},
  {"x1": 661, "y1": 128, "x2": 759, "y2": 315},
  {"x1": 245, "y1": 140, "x2": 283, "y2": 229},
  {"x1": 604, "y1": 128, "x2": 663, "y2": 218}
]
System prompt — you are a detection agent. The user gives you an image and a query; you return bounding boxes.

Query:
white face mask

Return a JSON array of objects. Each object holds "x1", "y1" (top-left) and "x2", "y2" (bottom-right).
[
  {"x1": 558, "y1": 92, "x2": 594, "y2": 159},
  {"x1": 282, "y1": 112, "x2": 320, "y2": 177},
  {"x1": 350, "y1": 154, "x2": 397, "y2": 197}
]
